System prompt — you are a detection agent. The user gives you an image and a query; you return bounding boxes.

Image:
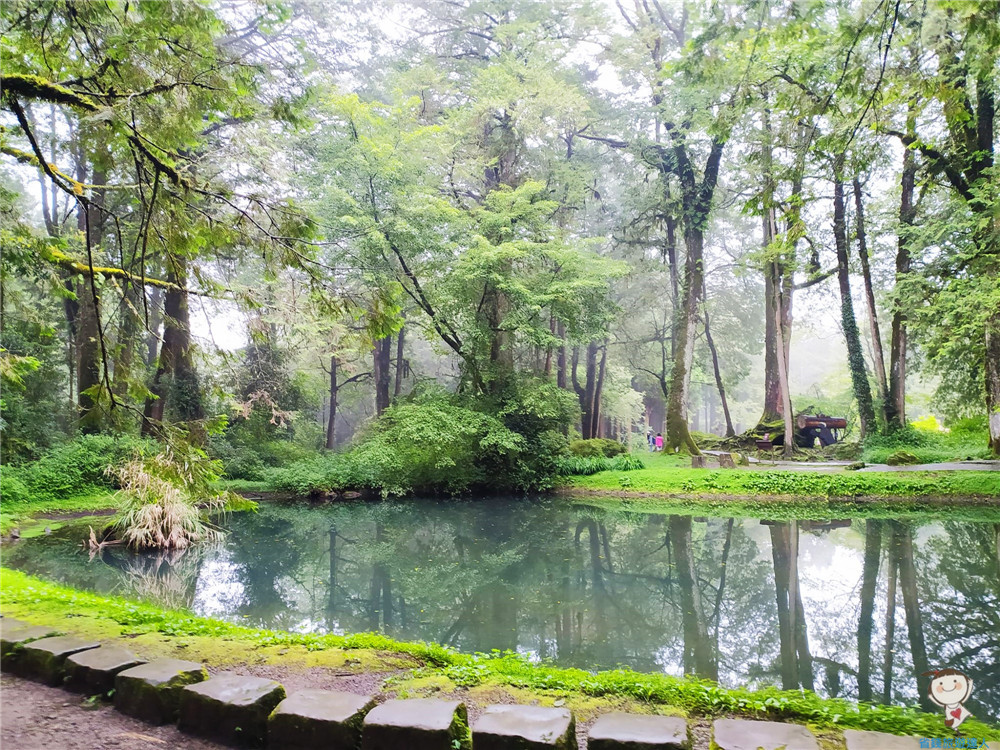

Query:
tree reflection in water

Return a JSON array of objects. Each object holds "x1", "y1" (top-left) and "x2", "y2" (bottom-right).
[{"x1": 5, "y1": 498, "x2": 997, "y2": 721}]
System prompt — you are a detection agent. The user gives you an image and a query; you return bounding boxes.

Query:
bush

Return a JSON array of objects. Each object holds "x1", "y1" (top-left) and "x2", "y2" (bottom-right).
[
  {"x1": 1, "y1": 434, "x2": 154, "y2": 502},
  {"x1": 569, "y1": 438, "x2": 625, "y2": 458},
  {"x1": 862, "y1": 419, "x2": 991, "y2": 464}
]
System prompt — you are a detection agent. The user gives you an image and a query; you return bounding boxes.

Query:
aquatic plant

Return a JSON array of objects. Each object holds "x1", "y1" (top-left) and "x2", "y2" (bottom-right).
[{"x1": 107, "y1": 444, "x2": 233, "y2": 550}]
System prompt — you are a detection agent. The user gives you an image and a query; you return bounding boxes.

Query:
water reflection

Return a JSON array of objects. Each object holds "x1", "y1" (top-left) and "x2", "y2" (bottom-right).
[{"x1": 5, "y1": 499, "x2": 998, "y2": 719}]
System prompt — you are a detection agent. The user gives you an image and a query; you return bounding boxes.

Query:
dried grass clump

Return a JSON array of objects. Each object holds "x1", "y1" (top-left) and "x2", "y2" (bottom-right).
[{"x1": 109, "y1": 457, "x2": 224, "y2": 550}]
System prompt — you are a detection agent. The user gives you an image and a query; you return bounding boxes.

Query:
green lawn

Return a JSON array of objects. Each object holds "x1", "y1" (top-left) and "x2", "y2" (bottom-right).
[{"x1": 563, "y1": 451, "x2": 1000, "y2": 499}]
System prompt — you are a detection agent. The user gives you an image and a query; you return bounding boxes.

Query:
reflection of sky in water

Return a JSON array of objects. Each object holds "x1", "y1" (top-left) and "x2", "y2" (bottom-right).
[
  {"x1": 192, "y1": 557, "x2": 245, "y2": 618},
  {"x1": 6, "y1": 499, "x2": 997, "y2": 719}
]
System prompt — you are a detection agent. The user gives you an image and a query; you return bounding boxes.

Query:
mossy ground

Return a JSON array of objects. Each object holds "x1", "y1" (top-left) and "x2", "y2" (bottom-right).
[
  {"x1": 563, "y1": 451, "x2": 1000, "y2": 499},
  {"x1": 2, "y1": 569, "x2": 996, "y2": 740},
  {"x1": 0, "y1": 492, "x2": 118, "y2": 536}
]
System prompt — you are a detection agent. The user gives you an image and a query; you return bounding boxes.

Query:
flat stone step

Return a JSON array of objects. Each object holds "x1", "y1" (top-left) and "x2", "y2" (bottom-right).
[
  {"x1": 473, "y1": 704, "x2": 577, "y2": 749},
  {"x1": 64, "y1": 644, "x2": 146, "y2": 695},
  {"x1": 588, "y1": 713, "x2": 690, "y2": 750},
  {"x1": 178, "y1": 672, "x2": 285, "y2": 748},
  {"x1": 14, "y1": 635, "x2": 100, "y2": 685},
  {"x1": 114, "y1": 657, "x2": 208, "y2": 724},
  {"x1": 713, "y1": 719, "x2": 819, "y2": 750},
  {"x1": 0, "y1": 617, "x2": 28, "y2": 629},
  {"x1": 268, "y1": 688, "x2": 375, "y2": 750},
  {"x1": 0, "y1": 624, "x2": 61, "y2": 667},
  {"x1": 361, "y1": 698, "x2": 472, "y2": 750},
  {"x1": 843, "y1": 730, "x2": 923, "y2": 750}
]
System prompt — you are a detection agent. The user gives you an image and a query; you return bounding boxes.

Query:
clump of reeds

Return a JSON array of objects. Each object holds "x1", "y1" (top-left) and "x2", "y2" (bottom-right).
[{"x1": 107, "y1": 450, "x2": 227, "y2": 550}]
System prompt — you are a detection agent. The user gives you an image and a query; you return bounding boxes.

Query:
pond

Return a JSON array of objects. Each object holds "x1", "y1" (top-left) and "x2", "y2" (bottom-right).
[{"x1": 5, "y1": 497, "x2": 999, "y2": 720}]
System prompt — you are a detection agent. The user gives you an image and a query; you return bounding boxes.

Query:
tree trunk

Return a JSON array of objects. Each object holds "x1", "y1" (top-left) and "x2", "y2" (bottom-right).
[
  {"x1": 145, "y1": 285, "x2": 164, "y2": 368},
  {"x1": 556, "y1": 321, "x2": 567, "y2": 390},
  {"x1": 857, "y1": 520, "x2": 882, "y2": 702},
  {"x1": 833, "y1": 156, "x2": 877, "y2": 440},
  {"x1": 987, "y1": 314, "x2": 1000, "y2": 455},
  {"x1": 788, "y1": 521, "x2": 814, "y2": 690},
  {"x1": 665, "y1": 226, "x2": 703, "y2": 454},
  {"x1": 373, "y1": 335, "x2": 392, "y2": 416},
  {"x1": 756, "y1": 109, "x2": 796, "y2": 435},
  {"x1": 891, "y1": 521, "x2": 933, "y2": 712},
  {"x1": 111, "y1": 283, "x2": 141, "y2": 405},
  {"x1": 326, "y1": 355, "x2": 338, "y2": 450},
  {"x1": 702, "y1": 281, "x2": 735, "y2": 437},
  {"x1": 882, "y1": 537, "x2": 897, "y2": 704},
  {"x1": 670, "y1": 515, "x2": 716, "y2": 680},
  {"x1": 769, "y1": 522, "x2": 798, "y2": 690},
  {"x1": 394, "y1": 323, "x2": 406, "y2": 398},
  {"x1": 141, "y1": 256, "x2": 203, "y2": 435},
  {"x1": 853, "y1": 178, "x2": 889, "y2": 426},
  {"x1": 591, "y1": 342, "x2": 608, "y2": 438},
  {"x1": 888, "y1": 120, "x2": 915, "y2": 430},
  {"x1": 75, "y1": 164, "x2": 105, "y2": 429}
]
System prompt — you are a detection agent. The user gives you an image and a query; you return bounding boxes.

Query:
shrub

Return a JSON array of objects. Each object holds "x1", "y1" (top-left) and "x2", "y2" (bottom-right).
[
  {"x1": 0, "y1": 468, "x2": 30, "y2": 503},
  {"x1": 107, "y1": 442, "x2": 238, "y2": 550},
  {"x1": 1, "y1": 434, "x2": 153, "y2": 502},
  {"x1": 569, "y1": 438, "x2": 625, "y2": 458}
]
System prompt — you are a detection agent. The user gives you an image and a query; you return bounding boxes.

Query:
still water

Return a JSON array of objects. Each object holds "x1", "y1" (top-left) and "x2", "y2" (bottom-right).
[{"x1": 5, "y1": 498, "x2": 998, "y2": 718}]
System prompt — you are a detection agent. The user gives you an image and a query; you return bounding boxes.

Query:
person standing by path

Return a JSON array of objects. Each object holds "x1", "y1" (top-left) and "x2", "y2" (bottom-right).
[{"x1": 655, "y1": 433, "x2": 664, "y2": 452}]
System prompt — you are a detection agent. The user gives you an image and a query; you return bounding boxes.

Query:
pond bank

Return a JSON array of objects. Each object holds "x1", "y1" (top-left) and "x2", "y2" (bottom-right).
[{"x1": 2, "y1": 569, "x2": 996, "y2": 740}]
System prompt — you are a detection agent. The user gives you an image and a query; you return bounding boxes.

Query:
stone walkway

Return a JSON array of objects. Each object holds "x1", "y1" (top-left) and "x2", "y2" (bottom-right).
[{"x1": 0, "y1": 614, "x2": 931, "y2": 749}]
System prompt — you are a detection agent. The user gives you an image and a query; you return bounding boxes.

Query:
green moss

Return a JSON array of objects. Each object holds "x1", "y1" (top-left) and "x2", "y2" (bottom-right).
[
  {"x1": 562, "y1": 464, "x2": 1000, "y2": 499},
  {"x1": 1, "y1": 493, "x2": 118, "y2": 535},
  {"x1": 2, "y1": 570, "x2": 996, "y2": 738}
]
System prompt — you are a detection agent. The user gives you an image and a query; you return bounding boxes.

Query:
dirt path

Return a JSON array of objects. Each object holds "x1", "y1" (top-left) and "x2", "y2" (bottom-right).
[{"x1": 0, "y1": 674, "x2": 225, "y2": 749}]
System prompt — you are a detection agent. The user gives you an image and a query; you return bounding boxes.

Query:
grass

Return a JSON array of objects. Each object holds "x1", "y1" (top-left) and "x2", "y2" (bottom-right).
[
  {"x1": 1, "y1": 568, "x2": 996, "y2": 738},
  {"x1": 563, "y1": 452, "x2": 1000, "y2": 499},
  {"x1": 0, "y1": 492, "x2": 118, "y2": 536},
  {"x1": 861, "y1": 425, "x2": 994, "y2": 465}
]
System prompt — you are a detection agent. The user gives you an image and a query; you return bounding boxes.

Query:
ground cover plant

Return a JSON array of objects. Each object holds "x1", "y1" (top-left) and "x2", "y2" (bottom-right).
[
  {"x1": 561, "y1": 452, "x2": 1000, "y2": 498},
  {"x1": 1, "y1": 569, "x2": 996, "y2": 739}
]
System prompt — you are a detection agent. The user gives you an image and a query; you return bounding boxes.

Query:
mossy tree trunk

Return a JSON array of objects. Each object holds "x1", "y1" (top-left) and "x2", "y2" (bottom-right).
[
  {"x1": 833, "y1": 154, "x2": 877, "y2": 440},
  {"x1": 373, "y1": 335, "x2": 392, "y2": 416},
  {"x1": 664, "y1": 136, "x2": 724, "y2": 454},
  {"x1": 888, "y1": 110, "x2": 916, "y2": 431},
  {"x1": 853, "y1": 178, "x2": 889, "y2": 428}
]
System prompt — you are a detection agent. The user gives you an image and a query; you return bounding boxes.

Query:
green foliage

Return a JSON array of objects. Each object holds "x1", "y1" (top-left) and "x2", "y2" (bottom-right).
[
  {"x1": 862, "y1": 422, "x2": 991, "y2": 464},
  {"x1": 556, "y1": 452, "x2": 645, "y2": 476},
  {"x1": 3, "y1": 569, "x2": 996, "y2": 738},
  {"x1": 109, "y1": 441, "x2": 243, "y2": 550},
  {"x1": 569, "y1": 438, "x2": 625, "y2": 458},
  {"x1": 1, "y1": 434, "x2": 153, "y2": 502},
  {"x1": 567, "y1": 457, "x2": 1000, "y2": 499}
]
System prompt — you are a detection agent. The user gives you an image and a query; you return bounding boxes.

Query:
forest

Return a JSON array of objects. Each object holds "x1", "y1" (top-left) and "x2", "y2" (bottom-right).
[
  {"x1": 1, "y1": 0, "x2": 998, "y2": 508},
  {"x1": 2, "y1": 4, "x2": 1000, "y2": 746}
]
